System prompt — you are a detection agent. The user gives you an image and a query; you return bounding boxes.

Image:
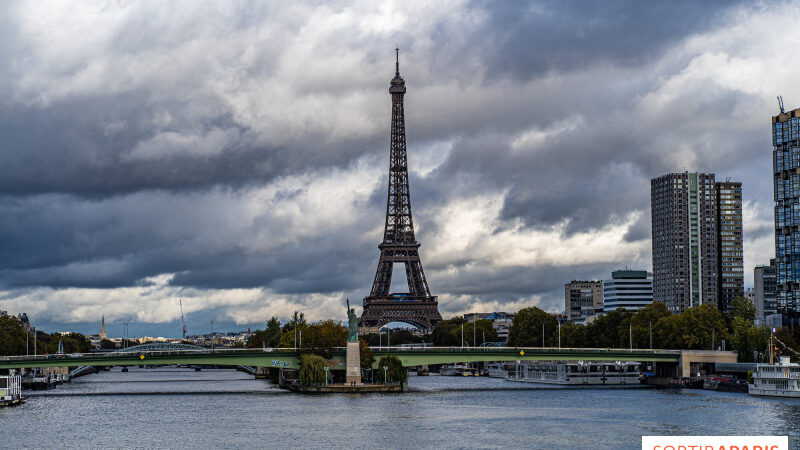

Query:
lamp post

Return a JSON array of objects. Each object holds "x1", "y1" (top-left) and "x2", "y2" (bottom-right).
[
  {"x1": 324, "y1": 366, "x2": 329, "y2": 387},
  {"x1": 473, "y1": 318, "x2": 476, "y2": 349},
  {"x1": 383, "y1": 365, "x2": 388, "y2": 385},
  {"x1": 629, "y1": 323, "x2": 632, "y2": 350},
  {"x1": 649, "y1": 321, "x2": 652, "y2": 349},
  {"x1": 461, "y1": 322, "x2": 464, "y2": 348},
  {"x1": 33, "y1": 326, "x2": 36, "y2": 357},
  {"x1": 211, "y1": 320, "x2": 214, "y2": 351},
  {"x1": 558, "y1": 321, "x2": 561, "y2": 349},
  {"x1": 542, "y1": 322, "x2": 545, "y2": 347}
]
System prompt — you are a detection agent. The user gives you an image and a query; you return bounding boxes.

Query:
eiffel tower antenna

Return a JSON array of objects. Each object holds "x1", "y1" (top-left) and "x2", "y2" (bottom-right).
[{"x1": 360, "y1": 50, "x2": 443, "y2": 330}]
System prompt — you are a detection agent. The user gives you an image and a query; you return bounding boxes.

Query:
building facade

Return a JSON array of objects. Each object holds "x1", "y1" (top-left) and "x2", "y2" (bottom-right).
[
  {"x1": 716, "y1": 181, "x2": 744, "y2": 314},
  {"x1": 773, "y1": 106, "x2": 800, "y2": 324},
  {"x1": 754, "y1": 259, "x2": 778, "y2": 323},
  {"x1": 602, "y1": 270, "x2": 653, "y2": 312},
  {"x1": 564, "y1": 281, "x2": 603, "y2": 323},
  {"x1": 651, "y1": 172, "x2": 719, "y2": 313}
]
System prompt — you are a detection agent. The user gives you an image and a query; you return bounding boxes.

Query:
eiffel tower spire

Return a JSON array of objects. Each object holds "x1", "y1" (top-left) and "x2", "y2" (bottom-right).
[{"x1": 361, "y1": 49, "x2": 442, "y2": 330}]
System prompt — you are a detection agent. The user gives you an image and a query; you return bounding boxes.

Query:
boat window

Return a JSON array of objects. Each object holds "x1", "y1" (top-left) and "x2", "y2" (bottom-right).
[{"x1": 0, "y1": 378, "x2": 7, "y2": 388}]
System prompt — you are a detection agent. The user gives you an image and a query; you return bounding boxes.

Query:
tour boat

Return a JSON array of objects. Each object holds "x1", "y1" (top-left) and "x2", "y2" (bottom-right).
[
  {"x1": 440, "y1": 364, "x2": 478, "y2": 376},
  {"x1": 749, "y1": 356, "x2": 800, "y2": 398},
  {"x1": 487, "y1": 362, "x2": 509, "y2": 378},
  {"x1": 0, "y1": 374, "x2": 23, "y2": 407},
  {"x1": 508, "y1": 361, "x2": 641, "y2": 385}
]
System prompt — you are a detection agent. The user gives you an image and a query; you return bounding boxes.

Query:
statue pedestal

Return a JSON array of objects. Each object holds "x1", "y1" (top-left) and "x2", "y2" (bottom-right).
[{"x1": 346, "y1": 341, "x2": 362, "y2": 385}]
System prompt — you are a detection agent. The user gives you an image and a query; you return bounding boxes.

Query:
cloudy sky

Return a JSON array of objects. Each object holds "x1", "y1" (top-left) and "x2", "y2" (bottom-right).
[{"x1": 0, "y1": 1, "x2": 796, "y2": 337}]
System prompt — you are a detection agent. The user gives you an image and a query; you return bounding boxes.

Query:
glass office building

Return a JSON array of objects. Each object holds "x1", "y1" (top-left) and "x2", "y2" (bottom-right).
[{"x1": 773, "y1": 106, "x2": 800, "y2": 324}]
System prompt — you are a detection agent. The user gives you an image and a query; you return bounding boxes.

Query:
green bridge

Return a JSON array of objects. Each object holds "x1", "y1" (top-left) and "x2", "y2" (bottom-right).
[{"x1": 0, "y1": 345, "x2": 736, "y2": 377}]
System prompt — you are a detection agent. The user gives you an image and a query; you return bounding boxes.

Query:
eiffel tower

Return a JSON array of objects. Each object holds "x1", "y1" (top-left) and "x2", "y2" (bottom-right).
[{"x1": 361, "y1": 49, "x2": 443, "y2": 330}]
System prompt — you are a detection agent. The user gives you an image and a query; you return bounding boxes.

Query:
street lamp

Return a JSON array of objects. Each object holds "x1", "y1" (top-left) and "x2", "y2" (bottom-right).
[
  {"x1": 211, "y1": 320, "x2": 214, "y2": 351},
  {"x1": 324, "y1": 366, "x2": 329, "y2": 386},
  {"x1": 558, "y1": 321, "x2": 561, "y2": 349},
  {"x1": 383, "y1": 365, "x2": 388, "y2": 385}
]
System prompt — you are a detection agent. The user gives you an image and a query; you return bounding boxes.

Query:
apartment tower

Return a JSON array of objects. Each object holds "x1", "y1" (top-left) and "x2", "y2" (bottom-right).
[
  {"x1": 651, "y1": 173, "x2": 718, "y2": 313},
  {"x1": 772, "y1": 104, "x2": 800, "y2": 324}
]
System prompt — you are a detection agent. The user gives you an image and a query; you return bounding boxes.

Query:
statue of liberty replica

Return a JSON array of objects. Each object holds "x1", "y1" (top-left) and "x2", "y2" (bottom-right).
[
  {"x1": 346, "y1": 298, "x2": 359, "y2": 342},
  {"x1": 345, "y1": 298, "x2": 361, "y2": 385}
]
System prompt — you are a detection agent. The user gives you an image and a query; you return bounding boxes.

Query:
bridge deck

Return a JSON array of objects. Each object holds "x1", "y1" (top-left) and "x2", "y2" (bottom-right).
[{"x1": 0, "y1": 347, "x2": 688, "y2": 370}]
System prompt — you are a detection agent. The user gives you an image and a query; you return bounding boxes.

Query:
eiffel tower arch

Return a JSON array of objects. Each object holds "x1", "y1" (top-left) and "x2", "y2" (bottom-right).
[{"x1": 361, "y1": 49, "x2": 443, "y2": 330}]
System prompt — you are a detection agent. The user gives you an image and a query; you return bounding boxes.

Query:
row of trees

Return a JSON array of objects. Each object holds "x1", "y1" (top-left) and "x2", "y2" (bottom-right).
[
  {"x1": 0, "y1": 315, "x2": 92, "y2": 356},
  {"x1": 507, "y1": 299, "x2": 800, "y2": 362}
]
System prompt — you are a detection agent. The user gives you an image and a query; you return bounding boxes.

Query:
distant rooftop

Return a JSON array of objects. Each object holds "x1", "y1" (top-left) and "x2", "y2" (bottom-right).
[{"x1": 611, "y1": 269, "x2": 649, "y2": 279}]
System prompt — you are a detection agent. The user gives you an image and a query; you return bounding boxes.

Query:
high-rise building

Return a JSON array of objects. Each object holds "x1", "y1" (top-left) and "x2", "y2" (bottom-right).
[
  {"x1": 754, "y1": 259, "x2": 778, "y2": 323},
  {"x1": 716, "y1": 180, "x2": 744, "y2": 313},
  {"x1": 651, "y1": 172, "x2": 719, "y2": 313},
  {"x1": 603, "y1": 270, "x2": 653, "y2": 312},
  {"x1": 564, "y1": 280, "x2": 603, "y2": 323},
  {"x1": 773, "y1": 105, "x2": 800, "y2": 324}
]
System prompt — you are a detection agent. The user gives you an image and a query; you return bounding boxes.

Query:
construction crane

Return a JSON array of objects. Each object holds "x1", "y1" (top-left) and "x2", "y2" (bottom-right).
[
  {"x1": 179, "y1": 298, "x2": 187, "y2": 340},
  {"x1": 778, "y1": 95, "x2": 785, "y2": 114}
]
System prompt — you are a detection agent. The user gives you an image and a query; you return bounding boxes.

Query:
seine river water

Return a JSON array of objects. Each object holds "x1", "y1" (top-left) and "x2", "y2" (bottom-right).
[{"x1": 3, "y1": 367, "x2": 800, "y2": 448}]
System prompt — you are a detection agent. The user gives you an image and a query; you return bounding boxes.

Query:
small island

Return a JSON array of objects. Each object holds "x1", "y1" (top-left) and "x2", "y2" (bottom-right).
[{"x1": 279, "y1": 299, "x2": 405, "y2": 394}]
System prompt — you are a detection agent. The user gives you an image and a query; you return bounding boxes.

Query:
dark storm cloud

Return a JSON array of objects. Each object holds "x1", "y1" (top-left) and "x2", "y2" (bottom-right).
[{"x1": 469, "y1": 0, "x2": 747, "y2": 79}]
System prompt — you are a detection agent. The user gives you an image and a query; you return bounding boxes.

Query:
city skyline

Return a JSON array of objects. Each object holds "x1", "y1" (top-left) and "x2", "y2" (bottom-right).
[{"x1": 1, "y1": 2, "x2": 798, "y2": 336}]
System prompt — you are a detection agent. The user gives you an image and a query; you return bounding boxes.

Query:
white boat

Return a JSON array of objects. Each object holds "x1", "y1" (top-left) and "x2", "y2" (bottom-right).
[
  {"x1": 749, "y1": 356, "x2": 800, "y2": 398},
  {"x1": 487, "y1": 362, "x2": 509, "y2": 378},
  {"x1": 440, "y1": 364, "x2": 479, "y2": 376},
  {"x1": 0, "y1": 374, "x2": 23, "y2": 406},
  {"x1": 508, "y1": 361, "x2": 641, "y2": 385}
]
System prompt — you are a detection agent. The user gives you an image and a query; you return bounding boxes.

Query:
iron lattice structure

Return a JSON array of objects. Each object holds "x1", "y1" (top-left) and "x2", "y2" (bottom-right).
[{"x1": 361, "y1": 50, "x2": 443, "y2": 330}]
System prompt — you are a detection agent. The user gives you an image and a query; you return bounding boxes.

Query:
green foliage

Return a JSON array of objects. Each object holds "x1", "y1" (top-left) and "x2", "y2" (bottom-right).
[
  {"x1": 0, "y1": 317, "x2": 92, "y2": 355},
  {"x1": 729, "y1": 317, "x2": 769, "y2": 362},
  {"x1": 507, "y1": 306, "x2": 559, "y2": 347},
  {"x1": 0, "y1": 316, "x2": 28, "y2": 356},
  {"x1": 99, "y1": 338, "x2": 118, "y2": 349},
  {"x1": 557, "y1": 322, "x2": 585, "y2": 347},
  {"x1": 375, "y1": 355, "x2": 407, "y2": 385},
  {"x1": 729, "y1": 296, "x2": 756, "y2": 323},
  {"x1": 432, "y1": 318, "x2": 497, "y2": 347},
  {"x1": 629, "y1": 302, "x2": 671, "y2": 348},
  {"x1": 583, "y1": 309, "x2": 634, "y2": 348},
  {"x1": 246, "y1": 316, "x2": 282, "y2": 348},
  {"x1": 297, "y1": 320, "x2": 347, "y2": 358},
  {"x1": 359, "y1": 338, "x2": 374, "y2": 369},
  {"x1": 298, "y1": 353, "x2": 327, "y2": 388}
]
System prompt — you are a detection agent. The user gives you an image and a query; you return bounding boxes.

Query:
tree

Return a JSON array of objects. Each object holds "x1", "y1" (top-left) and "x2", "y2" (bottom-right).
[
  {"x1": 99, "y1": 338, "x2": 118, "y2": 350},
  {"x1": 729, "y1": 317, "x2": 769, "y2": 362},
  {"x1": 630, "y1": 302, "x2": 671, "y2": 348},
  {"x1": 507, "y1": 307, "x2": 558, "y2": 347},
  {"x1": 0, "y1": 316, "x2": 28, "y2": 356},
  {"x1": 359, "y1": 338, "x2": 374, "y2": 369},
  {"x1": 297, "y1": 320, "x2": 347, "y2": 358},
  {"x1": 679, "y1": 304, "x2": 729, "y2": 350},
  {"x1": 583, "y1": 309, "x2": 634, "y2": 348},
  {"x1": 556, "y1": 322, "x2": 585, "y2": 348},
  {"x1": 729, "y1": 296, "x2": 756, "y2": 323},
  {"x1": 375, "y1": 355, "x2": 406, "y2": 385},
  {"x1": 298, "y1": 353, "x2": 327, "y2": 388},
  {"x1": 246, "y1": 316, "x2": 282, "y2": 348},
  {"x1": 431, "y1": 318, "x2": 464, "y2": 347}
]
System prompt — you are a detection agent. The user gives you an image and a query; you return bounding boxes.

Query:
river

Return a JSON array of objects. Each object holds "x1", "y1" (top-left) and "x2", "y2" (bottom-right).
[{"x1": 3, "y1": 367, "x2": 800, "y2": 448}]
